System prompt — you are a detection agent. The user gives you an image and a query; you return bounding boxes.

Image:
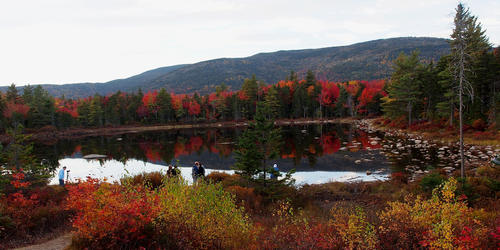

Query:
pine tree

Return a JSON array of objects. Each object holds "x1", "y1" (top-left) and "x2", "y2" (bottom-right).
[
  {"x1": 6, "y1": 84, "x2": 18, "y2": 102},
  {"x1": 157, "y1": 88, "x2": 172, "y2": 123},
  {"x1": 435, "y1": 55, "x2": 456, "y2": 124},
  {"x1": 233, "y1": 102, "x2": 292, "y2": 189},
  {"x1": 264, "y1": 86, "x2": 281, "y2": 119},
  {"x1": 22, "y1": 85, "x2": 34, "y2": 105},
  {"x1": 382, "y1": 51, "x2": 423, "y2": 125},
  {"x1": 240, "y1": 76, "x2": 259, "y2": 119}
]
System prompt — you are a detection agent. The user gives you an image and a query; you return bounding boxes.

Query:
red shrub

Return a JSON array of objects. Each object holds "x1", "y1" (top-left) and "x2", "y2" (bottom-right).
[
  {"x1": 226, "y1": 185, "x2": 263, "y2": 212},
  {"x1": 471, "y1": 118, "x2": 487, "y2": 131},
  {"x1": 391, "y1": 172, "x2": 408, "y2": 184}
]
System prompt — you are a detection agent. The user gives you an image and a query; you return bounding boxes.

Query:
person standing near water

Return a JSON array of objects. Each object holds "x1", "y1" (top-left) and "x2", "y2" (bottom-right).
[
  {"x1": 192, "y1": 161, "x2": 200, "y2": 182},
  {"x1": 58, "y1": 166, "x2": 66, "y2": 186},
  {"x1": 167, "y1": 165, "x2": 174, "y2": 177},
  {"x1": 270, "y1": 164, "x2": 279, "y2": 179},
  {"x1": 198, "y1": 162, "x2": 206, "y2": 179}
]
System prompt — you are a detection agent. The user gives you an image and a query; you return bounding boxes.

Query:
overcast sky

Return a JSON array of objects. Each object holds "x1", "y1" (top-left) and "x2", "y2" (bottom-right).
[{"x1": 1, "y1": 0, "x2": 498, "y2": 86}]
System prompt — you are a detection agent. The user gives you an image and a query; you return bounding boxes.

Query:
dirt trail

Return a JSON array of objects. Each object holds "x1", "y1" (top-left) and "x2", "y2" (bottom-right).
[{"x1": 15, "y1": 233, "x2": 72, "y2": 250}]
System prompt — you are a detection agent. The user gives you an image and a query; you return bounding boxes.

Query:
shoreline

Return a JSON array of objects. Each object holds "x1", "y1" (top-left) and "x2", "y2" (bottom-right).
[{"x1": 3, "y1": 117, "x2": 357, "y2": 143}]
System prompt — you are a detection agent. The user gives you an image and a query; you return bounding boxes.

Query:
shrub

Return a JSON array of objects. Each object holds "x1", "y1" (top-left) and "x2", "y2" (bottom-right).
[
  {"x1": 67, "y1": 177, "x2": 252, "y2": 249},
  {"x1": 471, "y1": 118, "x2": 487, "y2": 131},
  {"x1": 225, "y1": 185, "x2": 263, "y2": 213},
  {"x1": 379, "y1": 178, "x2": 491, "y2": 249},
  {"x1": 0, "y1": 176, "x2": 69, "y2": 244},
  {"x1": 155, "y1": 179, "x2": 252, "y2": 249},
  {"x1": 419, "y1": 173, "x2": 445, "y2": 193},
  {"x1": 390, "y1": 172, "x2": 408, "y2": 184},
  {"x1": 330, "y1": 206, "x2": 379, "y2": 249},
  {"x1": 206, "y1": 171, "x2": 232, "y2": 183},
  {"x1": 254, "y1": 201, "x2": 341, "y2": 249},
  {"x1": 206, "y1": 172, "x2": 244, "y2": 188},
  {"x1": 120, "y1": 171, "x2": 166, "y2": 189}
]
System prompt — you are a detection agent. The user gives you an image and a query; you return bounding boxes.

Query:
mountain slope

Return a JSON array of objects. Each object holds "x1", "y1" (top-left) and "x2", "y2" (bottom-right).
[
  {"x1": 23, "y1": 64, "x2": 187, "y2": 98},
  {"x1": 149, "y1": 37, "x2": 449, "y2": 94},
  {"x1": 4, "y1": 37, "x2": 450, "y2": 98}
]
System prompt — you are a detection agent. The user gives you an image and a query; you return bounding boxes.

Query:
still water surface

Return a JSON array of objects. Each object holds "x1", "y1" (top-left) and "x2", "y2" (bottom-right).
[{"x1": 32, "y1": 123, "x2": 442, "y2": 185}]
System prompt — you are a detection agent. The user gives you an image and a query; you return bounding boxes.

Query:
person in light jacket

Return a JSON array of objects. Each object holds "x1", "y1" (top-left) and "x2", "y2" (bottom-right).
[{"x1": 58, "y1": 166, "x2": 66, "y2": 186}]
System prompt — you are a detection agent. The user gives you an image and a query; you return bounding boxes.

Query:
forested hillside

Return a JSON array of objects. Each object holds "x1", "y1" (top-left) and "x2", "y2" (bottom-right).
[{"x1": 1, "y1": 37, "x2": 449, "y2": 98}]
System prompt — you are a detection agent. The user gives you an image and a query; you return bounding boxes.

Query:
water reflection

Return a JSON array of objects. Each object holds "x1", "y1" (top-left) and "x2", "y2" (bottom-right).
[
  {"x1": 37, "y1": 123, "x2": 392, "y2": 184},
  {"x1": 49, "y1": 159, "x2": 388, "y2": 185}
]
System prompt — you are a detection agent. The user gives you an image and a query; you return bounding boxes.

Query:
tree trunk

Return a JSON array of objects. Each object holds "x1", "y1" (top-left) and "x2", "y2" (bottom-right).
[
  {"x1": 450, "y1": 101, "x2": 454, "y2": 126},
  {"x1": 408, "y1": 102, "x2": 412, "y2": 126},
  {"x1": 459, "y1": 51, "x2": 465, "y2": 179}
]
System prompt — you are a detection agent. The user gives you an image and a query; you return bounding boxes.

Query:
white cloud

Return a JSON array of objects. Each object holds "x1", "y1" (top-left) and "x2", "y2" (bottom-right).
[{"x1": 0, "y1": 0, "x2": 498, "y2": 86}]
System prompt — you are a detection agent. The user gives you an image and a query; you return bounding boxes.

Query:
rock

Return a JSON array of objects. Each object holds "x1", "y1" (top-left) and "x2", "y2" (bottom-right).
[
  {"x1": 355, "y1": 160, "x2": 362, "y2": 164},
  {"x1": 366, "y1": 170, "x2": 372, "y2": 175},
  {"x1": 415, "y1": 170, "x2": 424, "y2": 174},
  {"x1": 370, "y1": 141, "x2": 378, "y2": 145},
  {"x1": 415, "y1": 140, "x2": 422, "y2": 144},
  {"x1": 83, "y1": 154, "x2": 107, "y2": 160}
]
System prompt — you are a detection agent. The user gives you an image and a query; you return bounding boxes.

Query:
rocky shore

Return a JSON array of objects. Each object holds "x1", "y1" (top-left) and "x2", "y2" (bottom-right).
[{"x1": 355, "y1": 119, "x2": 499, "y2": 181}]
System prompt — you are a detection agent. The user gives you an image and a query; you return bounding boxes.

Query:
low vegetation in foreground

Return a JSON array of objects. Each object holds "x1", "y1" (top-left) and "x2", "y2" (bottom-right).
[
  {"x1": 60, "y1": 167, "x2": 499, "y2": 249},
  {"x1": 1, "y1": 161, "x2": 499, "y2": 249}
]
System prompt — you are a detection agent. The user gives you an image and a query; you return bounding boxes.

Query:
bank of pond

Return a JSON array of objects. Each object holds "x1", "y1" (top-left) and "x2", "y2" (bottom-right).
[{"x1": 33, "y1": 122, "x2": 497, "y2": 186}]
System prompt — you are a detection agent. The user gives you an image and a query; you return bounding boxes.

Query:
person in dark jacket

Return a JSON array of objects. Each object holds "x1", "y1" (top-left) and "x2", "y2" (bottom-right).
[
  {"x1": 192, "y1": 161, "x2": 200, "y2": 182},
  {"x1": 198, "y1": 162, "x2": 206, "y2": 178}
]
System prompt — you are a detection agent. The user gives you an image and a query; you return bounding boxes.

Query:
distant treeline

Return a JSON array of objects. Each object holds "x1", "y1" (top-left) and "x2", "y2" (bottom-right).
[{"x1": 0, "y1": 74, "x2": 387, "y2": 130}]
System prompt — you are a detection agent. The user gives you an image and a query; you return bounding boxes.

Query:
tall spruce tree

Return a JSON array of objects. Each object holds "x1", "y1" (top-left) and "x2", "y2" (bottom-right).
[
  {"x1": 450, "y1": 3, "x2": 489, "y2": 178},
  {"x1": 382, "y1": 51, "x2": 423, "y2": 125}
]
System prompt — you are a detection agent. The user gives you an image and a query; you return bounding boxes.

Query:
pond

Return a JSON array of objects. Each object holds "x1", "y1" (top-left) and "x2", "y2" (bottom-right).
[{"x1": 33, "y1": 123, "x2": 457, "y2": 185}]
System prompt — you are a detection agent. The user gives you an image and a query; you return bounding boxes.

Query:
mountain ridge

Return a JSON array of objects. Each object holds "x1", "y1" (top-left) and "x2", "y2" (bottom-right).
[{"x1": 2, "y1": 37, "x2": 450, "y2": 98}]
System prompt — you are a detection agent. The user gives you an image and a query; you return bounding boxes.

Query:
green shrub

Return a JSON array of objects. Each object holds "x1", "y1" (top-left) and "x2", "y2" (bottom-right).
[{"x1": 419, "y1": 173, "x2": 445, "y2": 193}]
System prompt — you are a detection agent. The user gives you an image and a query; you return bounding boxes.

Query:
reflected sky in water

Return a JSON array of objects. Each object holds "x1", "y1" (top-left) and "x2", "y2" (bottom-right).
[{"x1": 51, "y1": 158, "x2": 389, "y2": 185}]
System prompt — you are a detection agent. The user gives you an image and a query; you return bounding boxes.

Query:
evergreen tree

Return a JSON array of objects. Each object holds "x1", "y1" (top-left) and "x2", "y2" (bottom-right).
[
  {"x1": 0, "y1": 124, "x2": 51, "y2": 192},
  {"x1": 435, "y1": 55, "x2": 456, "y2": 124},
  {"x1": 157, "y1": 88, "x2": 172, "y2": 123},
  {"x1": 22, "y1": 85, "x2": 34, "y2": 105},
  {"x1": 382, "y1": 51, "x2": 423, "y2": 125},
  {"x1": 264, "y1": 86, "x2": 281, "y2": 119},
  {"x1": 29, "y1": 86, "x2": 55, "y2": 127},
  {"x1": 240, "y1": 76, "x2": 258, "y2": 119},
  {"x1": 6, "y1": 84, "x2": 18, "y2": 102},
  {"x1": 233, "y1": 102, "x2": 293, "y2": 190},
  {"x1": 450, "y1": 3, "x2": 489, "y2": 178},
  {"x1": 88, "y1": 96, "x2": 104, "y2": 127}
]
